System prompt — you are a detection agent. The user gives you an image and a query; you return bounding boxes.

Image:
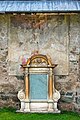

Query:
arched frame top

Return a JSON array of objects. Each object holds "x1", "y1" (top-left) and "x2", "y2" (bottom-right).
[
  {"x1": 21, "y1": 54, "x2": 57, "y2": 68},
  {"x1": 26, "y1": 54, "x2": 52, "y2": 66}
]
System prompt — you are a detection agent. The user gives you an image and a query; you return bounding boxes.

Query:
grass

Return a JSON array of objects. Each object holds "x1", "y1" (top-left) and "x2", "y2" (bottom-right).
[{"x1": 0, "y1": 108, "x2": 80, "y2": 120}]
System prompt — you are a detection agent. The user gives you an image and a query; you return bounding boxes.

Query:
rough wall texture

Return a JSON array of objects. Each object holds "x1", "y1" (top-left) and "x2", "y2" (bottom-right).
[
  {"x1": 0, "y1": 14, "x2": 80, "y2": 112},
  {"x1": 8, "y1": 15, "x2": 69, "y2": 75}
]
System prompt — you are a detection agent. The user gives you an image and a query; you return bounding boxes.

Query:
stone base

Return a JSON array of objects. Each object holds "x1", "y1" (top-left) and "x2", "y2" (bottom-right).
[
  {"x1": 16, "y1": 110, "x2": 61, "y2": 113},
  {"x1": 16, "y1": 101, "x2": 60, "y2": 113}
]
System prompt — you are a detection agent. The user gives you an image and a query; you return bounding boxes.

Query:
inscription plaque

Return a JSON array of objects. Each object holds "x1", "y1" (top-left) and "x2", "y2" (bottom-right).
[{"x1": 30, "y1": 74, "x2": 48, "y2": 100}]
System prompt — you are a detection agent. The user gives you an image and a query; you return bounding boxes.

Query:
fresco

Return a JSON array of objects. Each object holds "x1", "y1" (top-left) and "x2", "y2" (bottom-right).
[{"x1": 8, "y1": 14, "x2": 69, "y2": 75}]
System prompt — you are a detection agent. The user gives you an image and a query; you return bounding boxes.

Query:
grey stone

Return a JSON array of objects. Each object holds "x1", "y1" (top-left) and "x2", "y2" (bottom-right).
[{"x1": 76, "y1": 97, "x2": 80, "y2": 104}]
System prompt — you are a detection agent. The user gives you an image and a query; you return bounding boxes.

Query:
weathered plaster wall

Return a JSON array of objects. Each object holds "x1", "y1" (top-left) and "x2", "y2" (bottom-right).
[
  {"x1": 0, "y1": 14, "x2": 80, "y2": 112},
  {"x1": 0, "y1": 15, "x2": 24, "y2": 108},
  {"x1": 8, "y1": 15, "x2": 69, "y2": 75}
]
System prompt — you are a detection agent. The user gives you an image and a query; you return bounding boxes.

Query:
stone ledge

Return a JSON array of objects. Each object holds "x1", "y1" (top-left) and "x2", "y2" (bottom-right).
[{"x1": 16, "y1": 110, "x2": 61, "y2": 114}]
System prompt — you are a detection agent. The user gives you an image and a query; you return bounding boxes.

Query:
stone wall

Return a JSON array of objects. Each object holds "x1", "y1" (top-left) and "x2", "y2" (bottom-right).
[
  {"x1": 0, "y1": 15, "x2": 24, "y2": 109},
  {"x1": 0, "y1": 14, "x2": 80, "y2": 112}
]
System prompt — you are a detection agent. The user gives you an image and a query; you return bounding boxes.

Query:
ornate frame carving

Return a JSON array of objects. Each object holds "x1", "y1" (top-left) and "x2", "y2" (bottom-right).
[
  {"x1": 22, "y1": 54, "x2": 57, "y2": 101},
  {"x1": 17, "y1": 54, "x2": 61, "y2": 113}
]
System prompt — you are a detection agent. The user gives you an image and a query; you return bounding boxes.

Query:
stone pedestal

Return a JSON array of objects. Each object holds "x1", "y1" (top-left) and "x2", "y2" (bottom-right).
[
  {"x1": 20, "y1": 100, "x2": 25, "y2": 112},
  {"x1": 24, "y1": 100, "x2": 30, "y2": 112},
  {"x1": 17, "y1": 89, "x2": 60, "y2": 113},
  {"x1": 53, "y1": 89, "x2": 61, "y2": 113},
  {"x1": 48, "y1": 100, "x2": 54, "y2": 112}
]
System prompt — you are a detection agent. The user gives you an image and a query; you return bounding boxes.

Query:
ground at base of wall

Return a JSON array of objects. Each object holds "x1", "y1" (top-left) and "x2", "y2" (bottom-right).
[{"x1": 0, "y1": 108, "x2": 80, "y2": 120}]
